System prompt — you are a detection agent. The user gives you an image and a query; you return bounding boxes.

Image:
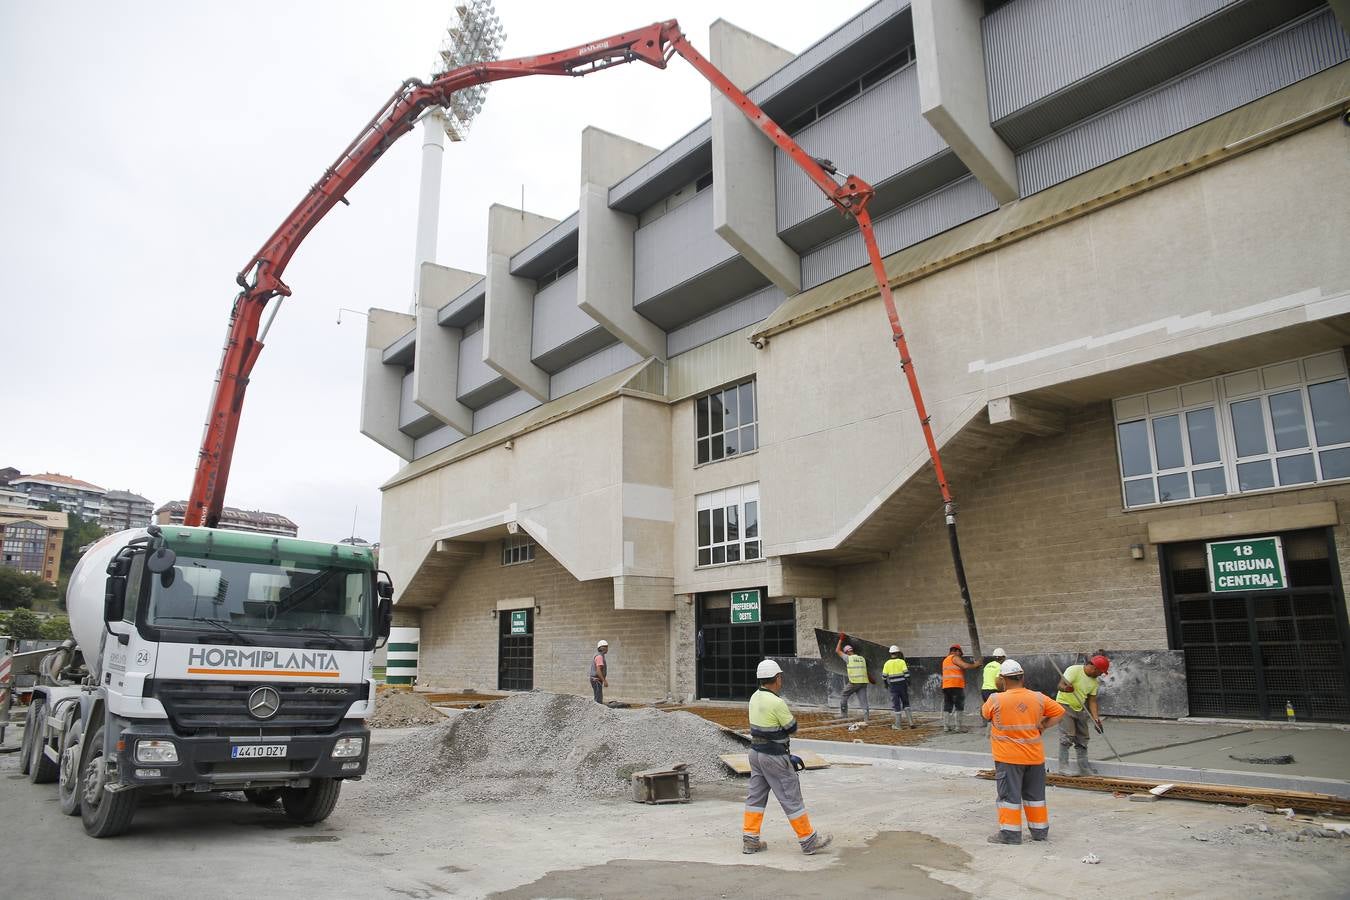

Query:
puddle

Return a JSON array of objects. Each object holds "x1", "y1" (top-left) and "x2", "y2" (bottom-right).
[
  {"x1": 489, "y1": 830, "x2": 971, "y2": 899},
  {"x1": 290, "y1": 834, "x2": 341, "y2": 844}
]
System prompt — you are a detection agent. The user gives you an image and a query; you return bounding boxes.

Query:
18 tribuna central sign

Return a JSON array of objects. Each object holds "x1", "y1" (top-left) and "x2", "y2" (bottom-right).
[{"x1": 1206, "y1": 536, "x2": 1287, "y2": 592}]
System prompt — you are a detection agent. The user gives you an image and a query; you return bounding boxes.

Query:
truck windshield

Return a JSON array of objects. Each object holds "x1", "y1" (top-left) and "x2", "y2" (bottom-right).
[{"x1": 147, "y1": 554, "x2": 373, "y2": 642}]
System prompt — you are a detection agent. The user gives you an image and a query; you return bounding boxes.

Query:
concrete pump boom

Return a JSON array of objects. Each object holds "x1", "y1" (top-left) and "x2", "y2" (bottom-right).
[{"x1": 186, "y1": 19, "x2": 983, "y2": 656}]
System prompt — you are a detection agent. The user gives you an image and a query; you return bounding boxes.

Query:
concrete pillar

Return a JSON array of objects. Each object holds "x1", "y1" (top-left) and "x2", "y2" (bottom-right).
[
  {"x1": 413, "y1": 261, "x2": 477, "y2": 434},
  {"x1": 795, "y1": 598, "x2": 824, "y2": 658},
  {"x1": 577, "y1": 127, "x2": 666, "y2": 360},
  {"x1": 484, "y1": 204, "x2": 557, "y2": 402},
  {"x1": 913, "y1": 0, "x2": 1019, "y2": 204},
  {"x1": 411, "y1": 111, "x2": 448, "y2": 313},
  {"x1": 360, "y1": 308, "x2": 415, "y2": 459},
  {"x1": 709, "y1": 20, "x2": 800, "y2": 295}
]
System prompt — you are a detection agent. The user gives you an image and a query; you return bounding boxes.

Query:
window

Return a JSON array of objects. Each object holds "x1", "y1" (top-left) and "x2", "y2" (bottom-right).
[
  {"x1": 537, "y1": 257, "x2": 578, "y2": 288},
  {"x1": 696, "y1": 379, "x2": 758, "y2": 465},
  {"x1": 696, "y1": 483, "x2": 761, "y2": 567},
  {"x1": 501, "y1": 535, "x2": 536, "y2": 566},
  {"x1": 1114, "y1": 352, "x2": 1350, "y2": 508},
  {"x1": 695, "y1": 171, "x2": 713, "y2": 192},
  {"x1": 781, "y1": 46, "x2": 916, "y2": 134}
]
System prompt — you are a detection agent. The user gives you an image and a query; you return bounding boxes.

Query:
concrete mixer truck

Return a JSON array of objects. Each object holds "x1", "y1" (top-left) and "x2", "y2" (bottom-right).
[{"x1": 18, "y1": 523, "x2": 392, "y2": 837}]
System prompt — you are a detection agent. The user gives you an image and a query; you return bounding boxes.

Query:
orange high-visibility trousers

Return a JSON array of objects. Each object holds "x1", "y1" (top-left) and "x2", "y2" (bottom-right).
[
  {"x1": 744, "y1": 750, "x2": 817, "y2": 847},
  {"x1": 994, "y1": 761, "x2": 1048, "y2": 843}
]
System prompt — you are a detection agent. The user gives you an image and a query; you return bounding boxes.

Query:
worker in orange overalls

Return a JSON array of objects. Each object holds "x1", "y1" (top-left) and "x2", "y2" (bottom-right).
[
  {"x1": 941, "y1": 643, "x2": 983, "y2": 732},
  {"x1": 981, "y1": 659, "x2": 1065, "y2": 845}
]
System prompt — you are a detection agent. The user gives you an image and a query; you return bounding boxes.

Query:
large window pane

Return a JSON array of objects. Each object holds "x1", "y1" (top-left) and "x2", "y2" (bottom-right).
[
  {"x1": 724, "y1": 428, "x2": 739, "y2": 456},
  {"x1": 711, "y1": 434, "x2": 723, "y2": 459},
  {"x1": 745, "y1": 540, "x2": 761, "y2": 560},
  {"x1": 1237, "y1": 459, "x2": 1274, "y2": 491},
  {"x1": 1308, "y1": 379, "x2": 1350, "y2": 446},
  {"x1": 1230, "y1": 399, "x2": 1268, "y2": 458},
  {"x1": 1192, "y1": 467, "x2": 1226, "y2": 497},
  {"x1": 1152, "y1": 415, "x2": 1185, "y2": 470},
  {"x1": 739, "y1": 382, "x2": 755, "y2": 426},
  {"x1": 712, "y1": 546, "x2": 725, "y2": 565},
  {"x1": 1268, "y1": 391, "x2": 1309, "y2": 451},
  {"x1": 1123, "y1": 479, "x2": 1156, "y2": 507},
  {"x1": 696, "y1": 396, "x2": 710, "y2": 438},
  {"x1": 712, "y1": 507, "x2": 725, "y2": 544},
  {"x1": 1320, "y1": 447, "x2": 1350, "y2": 480},
  {"x1": 741, "y1": 425, "x2": 757, "y2": 454},
  {"x1": 723, "y1": 388, "x2": 739, "y2": 431},
  {"x1": 744, "y1": 501, "x2": 758, "y2": 539},
  {"x1": 1117, "y1": 420, "x2": 1152, "y2": 477},
  {"x1": 1276, "y1": 453, "x2": 1315, "y2": 486},
  {"x1": 698, "y1": 548, "x2": 711, "y2": 566},
  {"x1": 697, "y1": 438, "x2": 710, "y2": 465},
  {"x1": 725, "y1": 504, "x2": 739, "y2": 542},
  {"x1": 709, "y1": 394, "x2": 724, "y2": 436},
  {"x1": 697, "y1": 510, "x2": 710, "y2": 548},
  {"x1": 1185, "y1": 408, "x2": 1221, "y2": 465},
  {"x1": 1157, "y1": 472, "x2": 1190, "y2": 502}
]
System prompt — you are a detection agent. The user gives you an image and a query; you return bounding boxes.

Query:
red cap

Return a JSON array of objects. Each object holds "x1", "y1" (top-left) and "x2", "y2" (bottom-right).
[
  {"x1": 1090, "y1": 655, "x2": 1110, "y2": 673},
  {"x1": 949, "y1": 644, "x2": 963, "y2": 652}
]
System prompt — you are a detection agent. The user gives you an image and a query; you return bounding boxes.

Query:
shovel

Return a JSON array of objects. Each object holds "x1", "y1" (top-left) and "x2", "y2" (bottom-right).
[{"x1": 1093, "y1": 718, "x2": 1123, "y2": 762}]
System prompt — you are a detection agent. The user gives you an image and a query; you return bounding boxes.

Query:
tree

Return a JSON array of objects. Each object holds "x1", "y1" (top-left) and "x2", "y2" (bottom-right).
[
  {"x1": 39, "y1": 615, "x2": 72, "y2": 641},
  {"x1": 4, "y1": 608, "x2": 42, "y2": 640},
  {"x1": 0, "y1": 567, "x2": 48, "y2": 610},
  {"x1": 59, "y1": 512, "x2": 106, "y2": 578}
]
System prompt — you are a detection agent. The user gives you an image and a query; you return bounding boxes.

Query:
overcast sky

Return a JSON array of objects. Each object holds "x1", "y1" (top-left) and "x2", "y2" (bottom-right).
[{"x1": 0, "y1": 1, "x2": 860, "y2": 544}]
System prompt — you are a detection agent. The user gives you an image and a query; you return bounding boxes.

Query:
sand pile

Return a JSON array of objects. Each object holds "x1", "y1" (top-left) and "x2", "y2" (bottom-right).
[
  {"x1": 355, "y1": 691, "x2": 743, "y2": 807},
  {"x1": 368, "y1": 690, "x2": 446, "y2": 728}
]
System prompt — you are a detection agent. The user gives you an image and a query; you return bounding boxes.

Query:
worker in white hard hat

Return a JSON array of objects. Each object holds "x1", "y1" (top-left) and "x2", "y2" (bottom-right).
[
  {"x1": 742, "y1": 659, "x2": 833, "y2": 857},
  {"x1": 981, "y1": 659, "x2": 1065, "y2": 845},
  {"x1": 588, "y1": 640, "x2": 609, "y2": 704},
  {"x1": 882, "y1": 646, "x2": 915, "y2": 729},
  {"x1": 981, "y1": 648, "x2": 1007, "y2": 731},
  {"x1": 833, "y1": 632, "x2": 873, "y2": 721}
]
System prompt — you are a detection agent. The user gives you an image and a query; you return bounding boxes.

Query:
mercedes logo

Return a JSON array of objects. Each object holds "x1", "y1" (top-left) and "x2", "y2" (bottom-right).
[{"x1": 247, "y1": 686, "x2": 281, "y2": 720}]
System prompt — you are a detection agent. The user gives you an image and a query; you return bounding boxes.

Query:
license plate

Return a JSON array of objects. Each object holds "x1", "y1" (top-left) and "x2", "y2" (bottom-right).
[{"x1": 231, "y1": 744, "x2": 287, "y2": 759}]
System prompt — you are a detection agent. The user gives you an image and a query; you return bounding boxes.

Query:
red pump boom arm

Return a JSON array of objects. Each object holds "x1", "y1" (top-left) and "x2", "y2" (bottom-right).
[{"x1": 187, "y1": 20, "x2": 980, "y2": 654}]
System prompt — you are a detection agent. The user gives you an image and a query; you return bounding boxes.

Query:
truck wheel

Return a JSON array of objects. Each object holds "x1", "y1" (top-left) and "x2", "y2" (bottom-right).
[
  {"x1": 245, "y1": 788, "x2": 281, "y2": 807},
  {"x1": 26, "y1": 698, "x2": 58, "y2": 784},
  {"x1": 58, "y1": 722, "x2": 84, "y2": 816},
  {"x1": 80, "y1": 725, "x2": 138, "y2": 838},
  {"x1": 281, "y1": 778, "x2": 341, "y2": 824}
]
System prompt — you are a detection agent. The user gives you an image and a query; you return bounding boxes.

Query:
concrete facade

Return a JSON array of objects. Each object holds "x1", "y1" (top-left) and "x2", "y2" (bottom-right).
[{"x1": 358, "y1": 2, "x2": 1350, "y2": 717}]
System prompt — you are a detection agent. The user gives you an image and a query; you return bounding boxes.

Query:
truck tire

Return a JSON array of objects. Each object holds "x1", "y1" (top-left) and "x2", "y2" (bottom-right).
[
  {"x1": 58, "y1": 721, "x2": 83, "y2": 816},
  {"x1": 80, "y1": 725, "x2": 138, "y2": 838},
  {"x1": 281, "y1": 778, "x2": 341, "y2": 824},
  {"x1": 26, "y1": 698, "x2": 58, "y2": 784}
]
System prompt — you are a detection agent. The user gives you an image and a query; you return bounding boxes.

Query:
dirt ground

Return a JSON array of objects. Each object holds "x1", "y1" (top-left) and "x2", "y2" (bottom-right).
[{"x1": 3, "y1": 721, "x2": 1347, "y2": 899}]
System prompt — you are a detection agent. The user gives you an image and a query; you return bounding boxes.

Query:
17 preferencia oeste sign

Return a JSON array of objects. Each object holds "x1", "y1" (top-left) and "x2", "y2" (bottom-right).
[
  {"x1": 730, "y1": 589, "x2": 761, "y2": 624},
  {"x1": 510, "y1": 610, "x2": 529, "y2": 635},
  {"x1": 1205, "y1": 536, "x2": 1287, "y2": 592}
]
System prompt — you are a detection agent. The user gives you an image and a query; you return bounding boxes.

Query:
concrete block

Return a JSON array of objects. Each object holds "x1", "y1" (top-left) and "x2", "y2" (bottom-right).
[
  {"x1": 414, "y1": 262, "x2": 478, "y2": 433},
  {"x1": 485, "y1": 204, "x2": 556, "y2": 402},
  {"x1": 362, "y1": 308, "x2": 416, "y2": 459}
]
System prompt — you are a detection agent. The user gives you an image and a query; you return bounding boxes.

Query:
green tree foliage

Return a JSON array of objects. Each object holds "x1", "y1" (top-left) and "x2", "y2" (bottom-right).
[
  {"x1": 39, "y1": 615, "x2": 72, "y2": 641},
  {"x1": 3, "y1": 608, "x2": 42, "y2": 640},
  {"x1": 0, "y1": 567, "x2": 54, "y2": 609},
  {"x1": 59, "y1": 512, "x2": 106, "y2": 577}
]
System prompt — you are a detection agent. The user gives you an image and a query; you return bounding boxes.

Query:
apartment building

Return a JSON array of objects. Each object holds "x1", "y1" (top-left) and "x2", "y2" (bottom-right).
[
  {"x1": 9, "y1": 473, "x2": 106, "y2": 522},
  {"x1": 100, "y1": 490, "x2": 154, "y2": 532},
  {"x1": 154, "y1": 501, "x2": 299, "y2": 538},
  {"x1": 0, "y1": 508, "x2": 68, "y2": 585},
  {"x1": 360, "y1": 1, "x2": 1350, "y2": 720}
]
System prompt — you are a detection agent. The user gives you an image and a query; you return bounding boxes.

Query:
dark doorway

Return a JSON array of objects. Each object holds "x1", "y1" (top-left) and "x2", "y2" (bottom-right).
[
  {"x1": 498, "y1": 608, "x2": 534, "y2": 691},
  {"x1": 695, "y1": 590, "x2": 795, "y2": 701},
  {"x1": 1163, "y1": 528, "x2": 1350, "y2": 722}
]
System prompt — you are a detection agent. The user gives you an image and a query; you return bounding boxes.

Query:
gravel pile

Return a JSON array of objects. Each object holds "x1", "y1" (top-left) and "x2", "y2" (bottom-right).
[
  {"x1": 368, "y1": 690, "x2": 446, "y2": 728},
  {"x1": 354, "y1": 691, "x2": 743, "y2": 808}
]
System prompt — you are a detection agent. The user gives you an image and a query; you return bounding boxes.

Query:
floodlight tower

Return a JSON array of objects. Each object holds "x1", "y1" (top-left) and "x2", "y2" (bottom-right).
[{"x1": 411, "y1": 1, "x2": 506, "y2": 311}]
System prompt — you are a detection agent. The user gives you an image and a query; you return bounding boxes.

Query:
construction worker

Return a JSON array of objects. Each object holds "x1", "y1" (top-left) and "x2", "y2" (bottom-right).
[
  {"x1": 1055, "y1": 654, "x2": 1110, "y2": 776},
  {"x1": 981, "y1": 659, "x2": 1065, "y2": 845},
  {"x1": 981, "y1": 648, "x2": 1006, "y2": 730},
  {"x1": 743, "y1": 659, "x2": 832, "y2": 856},
  {"x1": 834, "y1": 633, "x2": 871, "y2": 721},
  {"x1": 588, "y1": 640, "x2": 609, "y2": 704},
  {"x1": 882, "y1": 646, "x2": 914, "y2": 729},
  {"x1": 941, "y1": 643, "x2": 983, "y2": 732}
]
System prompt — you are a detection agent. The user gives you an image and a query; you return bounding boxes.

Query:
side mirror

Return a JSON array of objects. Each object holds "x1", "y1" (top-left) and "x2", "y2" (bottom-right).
[
  {"x1": 104, "y1": 575, "x2": 127, "y2": 623},
  {"x1": 376, "y1": 570, "x2": 394, "y2": 601},
  {"x1": 376, "y1": 597, "x2": 393, "y2": 646},
  {"x1": 146, "y1": 547, "x2": 177, "y2": 574}
]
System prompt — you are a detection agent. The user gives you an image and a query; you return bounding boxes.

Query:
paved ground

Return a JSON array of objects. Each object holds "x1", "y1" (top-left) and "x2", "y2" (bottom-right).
[{"x1": 3, "y1": 722, "x2": 1348, "y2": 899}]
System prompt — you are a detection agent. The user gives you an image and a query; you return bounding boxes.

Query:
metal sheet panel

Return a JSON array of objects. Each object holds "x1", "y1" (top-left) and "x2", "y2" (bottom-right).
[
  {"x1": 510, "y1": 212, "x2": 579, "y2": 277},
  {"x1": 608, "y1": 122, "x2": 712, "y2": 213},
  {"x1": 472, "y1": 389, "x2": 543, "y2": 433},
  {"x1": 633, "y1": 188, "x2": 737, "y2": 305},
  {"x1": 413, "y1": 424, "x2": 464, "y2": 460},
  {"x1": 549, "y1": 341, "x2": 643, "y2": 400},
  {"x1": 748, "y1": 0, "x2": 908, "y2": 102},
  {"x1": 1017, "y1": 9, "x2": 1350, "y2": 196},
  {"x1": 801, "y1": 175, "x2": 997, "y2": 289},
  {"x1": 776, "y1": 64, "x2": 946, "y2": 231},
  {"x1": 382, "y1": 328, "x2": 416, "y2": 366},
  {"x1": 530, "y1": 269, "x2": 593, "y2": 359},
  {"x1": 398, "y1": 370, "x2": 440, "y2": 438},
  {"x1": 667, "y1": 284, "x2": 785, "y2": 357},
  {"x1": 456, "y1": 328, "x2": 496, "y2": 395},
  {"x1": 437, "y1": 279, "x2": 485, "y2": 327}
]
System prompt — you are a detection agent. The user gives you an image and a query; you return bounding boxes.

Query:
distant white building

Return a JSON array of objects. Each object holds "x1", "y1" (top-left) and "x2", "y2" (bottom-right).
[
  {"x1": 154, "y1": 501, "x2": 298, "y2": 537},
  {"x1": 10, "y1": 473, "x2": 106, "y2": 521},
  {"x1": 100, "y1": 490, "x2": 155, "y2": 532}
]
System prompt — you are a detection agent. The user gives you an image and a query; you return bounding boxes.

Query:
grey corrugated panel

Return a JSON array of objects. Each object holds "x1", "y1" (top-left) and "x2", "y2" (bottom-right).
[
  {"x1": 510, "y1": 211, "x2": 579, "y2": 276},
  {"x1": 747, "y1": 0, "x2": 907, "y2": 102},
  {"x1": 633, "y1": 187, "x2": 737, "y2": 305},
  {"x1": 549, "y1": 342, "x2": 643, "y2": 400},
  {"x1": 776, "y1": 64, "x2": 944, "y2": 231},
  {"x1": 437, "y1": 279, "x2": 485, "y2": 326},
  {"x1": 607, "y1": 121, "x2": 711, "y2": 212},
  {"x1": 667, "y1": 284, "x2": 786, "y2": 357},
  {"x1": 801, "y1": 175, "x2": 997, "y2": 289},
  {"x1": 456, "y1": 327, "x2": 496, "y2": 395},
  {"x1": 530, "y1": 269, "x2": 593, "y2": 359},
  {"x1": 983, "y1": 0, "x2": 1237, "y2": 121},
  {"x1": 382, "y1": 328, "x2": 416, "y2": 365},
  {"x1": 398, "y1": 370, "x2": 440, "y2": 438},
  {"x1": 472, "y1": 389, "x2": 542, "y2": 433},
  {"x1": 1017, "y1": 8, "x2": 1350, "y2": 196},
  {"x1": 413, "y1": 424, "x2": 464, "y2": 460}
]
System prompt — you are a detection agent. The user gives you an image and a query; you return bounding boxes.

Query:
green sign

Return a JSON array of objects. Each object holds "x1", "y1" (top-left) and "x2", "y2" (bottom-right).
[
  {"x1": 510, "y1": 610, "x2": 530, "y2": 635},
  {"x1": 1206, "y1": 537, "x2": 1286, "y2": 592},
  {"x1": 730, "y1": 589, "x2": 761, "y2": 625}
]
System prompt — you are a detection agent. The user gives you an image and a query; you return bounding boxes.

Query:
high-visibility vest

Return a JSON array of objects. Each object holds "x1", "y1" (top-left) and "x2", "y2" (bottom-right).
[
  {"x1": 982, "y1": 660, "x2": 1002, "y2": 691},
  {"x1": 846, "y1": 654, "x2": 868, "y2": 684},
  {"x1": 983, "y1": 687, "x2": 1065, "y2": 765},
  {"x1": 942, "y1": 653, "x2": 966, "y2": 689}
]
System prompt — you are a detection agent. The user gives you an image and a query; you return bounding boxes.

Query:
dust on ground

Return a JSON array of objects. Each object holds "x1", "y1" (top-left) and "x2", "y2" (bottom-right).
[{"x1": 367, "y1": 691, "x2": 445, "y2": 728}]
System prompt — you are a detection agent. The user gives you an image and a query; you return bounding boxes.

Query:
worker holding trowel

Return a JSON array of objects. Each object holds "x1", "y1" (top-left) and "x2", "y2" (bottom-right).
[
  {"x1": 1055, "y1": 654, "x2": 1110, "y2": 775},
  {"x1": 743, "y1": 659, "x2": 833, "y2": 856},
  {"x1": 834, "y1": 633, "x2": 873, "y2": 721}
]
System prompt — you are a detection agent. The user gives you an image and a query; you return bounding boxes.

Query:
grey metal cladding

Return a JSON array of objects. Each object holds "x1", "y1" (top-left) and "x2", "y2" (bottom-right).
[
  {"x1": 510, "y1": 211, "x2": 579, "y2": 277},
  {"x1": 455, "y1": 327, "x2": 509, "y2": 408},
  {"x1": 1016, "y1": 8, "x2": 1350, "y2": 197},
  {"x1": 986, "y1": 0, "x2": 1324, "y2": 149},
  {"x1": 382, "y1": 328, "x2": 416, "y2": 366},
  {"x1": 549, "y1": 341, "x2": 642, "y2": 400},
  {"x1": 530, "y1": 270, "x2": 591, "y2": 358},
  {"x1": 413, "y1": 424, "x2": 463, "y2": 459},
  {"x1": 633, "y1": 188, "x2": 737, "y2": 305},
  {"x1": 801, "y1": 175, "x2": 997, "y2": 290},
  {"x1": 667, "y1": 284, "x2": 785, "y2": 357},
  {"x1": 775, "y1": 64, "x2": 947, "y2": 231},
  {"x1": 398, "y1": 370, "x2": 441, "y2": 438},
  {"x1": 473, "y1": 389, "x2": 542, "y2": 433},
  {"x1": 749, "y1": 0, "x2": 908, "y2": 102},
  {"x1": 607, "y1": 122, "x2": 711, "y2": 213},
  {"x1": 437, "y1": 279, "x2": 486, "y2": 327}
]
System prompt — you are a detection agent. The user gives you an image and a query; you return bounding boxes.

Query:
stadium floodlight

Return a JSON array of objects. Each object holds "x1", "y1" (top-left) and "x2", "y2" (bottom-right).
[{"x1": 434, "y1": 1, "x2": 507, "y2": 141}]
